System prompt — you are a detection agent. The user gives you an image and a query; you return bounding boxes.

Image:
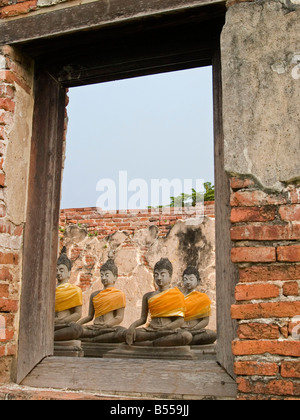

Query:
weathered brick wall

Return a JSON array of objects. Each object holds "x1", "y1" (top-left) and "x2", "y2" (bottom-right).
[
  {"x1": 229, "y1": 176, "x2": 300, "y2": 399},
  {"x1": 59, "y1": 203, "x2": 215, "y2": 239},
  {"x1": 0, "y1": 46, "x2": 34, "y2": 384},
  {"x1": 222, "y1": 0, "x2": 300, "y2": 399},
  {"x1": 59, "y1": 203, "x2": 216, "y2": 329}
]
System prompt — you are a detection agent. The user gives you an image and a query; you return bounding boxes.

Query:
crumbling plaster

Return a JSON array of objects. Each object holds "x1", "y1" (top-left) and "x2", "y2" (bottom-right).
[{"x1": 222, "y1": 0, "x2": 300, "y2": 191}]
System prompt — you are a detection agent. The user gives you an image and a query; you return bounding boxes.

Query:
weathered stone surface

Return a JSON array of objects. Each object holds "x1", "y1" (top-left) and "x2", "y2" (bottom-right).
[
  {"x1": 222, "y1": 0, "x2": 300, "y2": 190},
  {"x1": 5, "y1": 84, "x2": 34, "y2": 225},
  {"x1": 63, "y1": 216, "x2": 216, "y2": 329}
]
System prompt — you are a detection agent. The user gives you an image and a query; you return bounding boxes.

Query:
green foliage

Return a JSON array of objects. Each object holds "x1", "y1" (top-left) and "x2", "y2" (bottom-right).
[
  {"x1": 203, "y1": 182, "x2": 215, "y2": 202},
  {"x1": 169, "y1": 182, "x2": 214, "y2": 208}
]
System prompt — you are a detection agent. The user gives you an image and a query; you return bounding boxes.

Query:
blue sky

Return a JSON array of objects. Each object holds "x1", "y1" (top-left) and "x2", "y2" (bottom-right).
[{"x1": 61, "y1": 66, "x2": 214, "y2": 210}]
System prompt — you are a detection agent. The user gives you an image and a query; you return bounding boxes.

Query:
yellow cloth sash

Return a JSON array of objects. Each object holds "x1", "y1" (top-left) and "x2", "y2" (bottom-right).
[
  {"x1": 184, "y1": 291, "x2": 211, "y2": 321},
  {"x1": 55, "y1": 283, "x2": 83, "y2": 312},
  {"x1": 148, "y1": 288, "x2": 186, "y2": 318},
  {"x1": 93, "y1": 287, "x2": 126, "y2": 319}
]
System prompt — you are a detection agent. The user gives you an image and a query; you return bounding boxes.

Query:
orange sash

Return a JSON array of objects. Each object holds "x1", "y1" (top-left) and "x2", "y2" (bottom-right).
[
  {"x1": 148, "y1": 288, "x2": 186, "y2": 318},
  {"x1": 93, "y1": 288, "x2": 126, "y2": 318},
  {"x1": 55, "y1": 283, "x2": 83, "y2": 312},
  {"x1": 184, "y1": 291, "x2": 211, "y2": 321}
]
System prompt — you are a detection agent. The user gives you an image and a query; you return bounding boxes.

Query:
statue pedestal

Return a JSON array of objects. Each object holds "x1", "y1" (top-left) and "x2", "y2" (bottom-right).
[
  {"x1": 190, "y1": 344, "x2": 217, "y2": 360},
  {"x1": 81, "y1": 342, "x2": 121, "y2": 358},
  {"x1": 54, "y1": 340, "x2": 84, "y2": 357},
  {"x1": 104, "y1": 344, "x2": 194, "y2": 360}
]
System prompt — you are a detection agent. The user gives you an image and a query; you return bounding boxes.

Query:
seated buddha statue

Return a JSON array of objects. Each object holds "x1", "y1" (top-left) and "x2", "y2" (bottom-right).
[
  {"x1": 54, "y1": 259, "x2": 126, "y2": 343},
  {"x1": 124, "y1": 258, "x2": 192, "y2": 347},
  {"x1": 54, "y1": 246, "x2": 83, "y2": 341},
  {"x1": 181, "y1": 266, "x2": 217, "y2": 345}
]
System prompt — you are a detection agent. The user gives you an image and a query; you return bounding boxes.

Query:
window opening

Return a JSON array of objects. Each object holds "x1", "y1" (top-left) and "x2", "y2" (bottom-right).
[{"x1": 57, "y1": 66, "x2": 216, "y2": 358}]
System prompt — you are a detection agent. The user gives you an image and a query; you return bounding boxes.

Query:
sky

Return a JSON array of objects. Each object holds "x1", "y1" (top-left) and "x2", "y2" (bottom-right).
[{"x1": 60, "y1": 66, "x2": 214, "y2": 210}]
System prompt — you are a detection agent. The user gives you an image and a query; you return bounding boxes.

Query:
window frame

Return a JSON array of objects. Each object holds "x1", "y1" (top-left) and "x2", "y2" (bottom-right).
[{"x1": 0, "y1": 0, "x2": 238, "y2": 389}]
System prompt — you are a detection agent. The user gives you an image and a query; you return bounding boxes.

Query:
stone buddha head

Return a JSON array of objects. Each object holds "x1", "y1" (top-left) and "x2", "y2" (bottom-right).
[
  {"x1": 57, "y1": 246, "x2": 72, "y2": 284},
  {"x1": 154, "y1": 258, "x2": 173, "y2": 289},
  {"x1": 182, "y1": 266, "x2": 200, "y2": 293},
  {"x1": 100, "y1": 259, "x2": 118, "y2": 288}
]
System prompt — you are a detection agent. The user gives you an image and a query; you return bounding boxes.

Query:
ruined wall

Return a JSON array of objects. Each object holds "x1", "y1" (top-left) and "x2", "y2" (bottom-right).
[
  {"x1": 59, "y1": 204, "x2": 216, "y2": 329},
  {"x1": 0, "y1": 0, "x2": 299, "y2": 401},
  {"x1": 223, "y1": 0, "x2": 300, "y2": 400},
  {"x1": 0, "y1": 47, "x2": 34, "y2": 383}
]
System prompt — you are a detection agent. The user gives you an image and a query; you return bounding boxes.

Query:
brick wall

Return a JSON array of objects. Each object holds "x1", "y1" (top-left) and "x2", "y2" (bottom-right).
[
  {"x1": 230, "y1": 176, "x2": 300, "y2": 400},
  {"x1": 59, "y1": 202, "x2": 215, "y2": 239}
]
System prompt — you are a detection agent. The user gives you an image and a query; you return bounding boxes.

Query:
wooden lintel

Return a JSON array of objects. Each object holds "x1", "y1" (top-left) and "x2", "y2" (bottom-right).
[{"x1": 0, "y1": 0, "x2": 226, "y2": 46}]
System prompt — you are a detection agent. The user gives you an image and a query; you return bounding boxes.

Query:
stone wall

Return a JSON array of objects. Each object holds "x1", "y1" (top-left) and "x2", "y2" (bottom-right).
[{"x1": 59, "y1": 204, "x2": 216, "y2": 329}]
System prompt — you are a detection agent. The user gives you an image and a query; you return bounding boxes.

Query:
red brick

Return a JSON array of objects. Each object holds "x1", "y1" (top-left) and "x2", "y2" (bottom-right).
[
  {"x1": 288, "y1": 188, "x2": 300, "y2": 204},
  {"x1": 231, "y1": 301, "x2": 300, "y2": 320},
  {"x1": 0, "y1": 298, "x2": 18, "y2": 312},
  {"x1": 5, "y1": 343, "x2": 16, "y2": 356},
  {"x1": 281, "y1": 361, "x2": 300, "y2": 378},
  {"x1": 0, "y1": 71, "x2": 15, "y2": 84},
  {"x1": 283, "y1": 281, "x2": 299, "y2": 296},
  {"x1": 279, "y1": 205, "x2": 300, "y2": 221},
  {"x1": 231, "y1": 190, "x2": 286, "y2": 207},
  {"x1": 277, "y1": 245, "x2": 300, "y2": 262},
  {"x1": 0, "y1": 173, "x2": 5, "y2": 187},
  {"x1": 0, "y1": 110, "x2": 13, "y2": 126},
  {"x1": 231, "y1": 224, "x2": 300, "y2": 241},
  {"x1": 0, "y1": 84, "x2": 15, "y2": 99},
  {"x1": 237, "y1": 323, "x2": 280, "y2": 340},
  {"x1": 0, "y1": 345, "x2": 5, "y2": 357},
  {"x1": 237, "y1": 376, "x2": 300, "y2": 397},
  {"x1": 85, "y1": 256, "x2": 95, "y2": 268},
  {"x1": 231, "y1": 206, "x2": 276, "y2": 223},
  {"x1": 288, "y1": 320, "x2": 300, "y2": 337},
  {"x1": 232, "y1": 340, "x2": 300, "y2": 357},
  {"x1": 0, "y1": 268, "x2": 12, "y2": 282},
  {"x1": 239, "y1": 264, "x2": 300, "y2": 282},
  {"x1": 0, "y1": 98, "x2": 14, "y2": 112},
  {"x1": 235, "y1": 283, "x2": 280, "y2": 301},
  {"x1": 230, "y1": 177, "x2": 255, "y2": 190},
  {"x1": 0, "y1": 329, "x2": 14, "y2": 343},
  {"x1": 13, "y1": 225, "x2": 23, "y2": 236},
  {"x1": 79, "y1": 273, "x2": 92, "y2": 291},
  {"x1": 0, "y1": 0, "x2": 37, "y2": 18},
  {"x1": 231, "y1": 247, "x2": 276, "y2": 263},
  {"x1": 0, "y1": 284, "x2": 9, "y2": 298},
  {"x1": 0, "y1": 252, "x2": 18, "y2": 265},
  {"x1": 234, "y1": 361, "x2": 279, "y2": 376},
  {"x1": 0, "y1": 222, "x2": 11, "y2": 234}
]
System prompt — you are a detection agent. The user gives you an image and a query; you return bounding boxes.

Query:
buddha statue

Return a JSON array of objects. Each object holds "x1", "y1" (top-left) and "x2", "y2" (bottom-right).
[
  {"x1": 54, "y1": 246, "x2": 83, "y2": 340},
  {"x1": 181, "y1": 266, "x2": 217, "y2": 345},
  {"x1": 54, "y1": 259, "x2": 126, "y2": 343},
  {"x1": 124, "y1": 258, "x2": 192, "y2": 347}
]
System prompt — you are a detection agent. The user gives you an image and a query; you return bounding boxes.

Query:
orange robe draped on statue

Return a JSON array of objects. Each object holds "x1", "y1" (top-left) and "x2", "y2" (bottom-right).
[
  {"x1": 55, "y1": 283, "x2": 83, "y2": 312},
  {"x1": 148, "y1": 288, "x2": 186, "y2": 318},
  {"x1": 184, "y1": 291, "x2": 211, "y2": 321},
  {"x1": 93, "y1": 287, "x2": 126, "y2": 318}
]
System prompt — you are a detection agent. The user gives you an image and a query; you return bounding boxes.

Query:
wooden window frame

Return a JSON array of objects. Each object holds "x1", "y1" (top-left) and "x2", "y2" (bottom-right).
[{"x1": 0, "y1": 0, "x2": 238, "y2": 390}]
